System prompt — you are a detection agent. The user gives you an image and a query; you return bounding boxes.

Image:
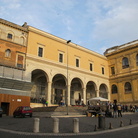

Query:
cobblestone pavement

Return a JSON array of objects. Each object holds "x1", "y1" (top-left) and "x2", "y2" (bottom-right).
[{"x1": 0, "y1": 112, "x2": 138, "y2": 134}]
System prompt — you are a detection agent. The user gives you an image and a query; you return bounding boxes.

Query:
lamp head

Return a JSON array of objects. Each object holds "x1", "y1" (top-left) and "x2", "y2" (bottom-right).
[{"x1": 67, "y1": 40, "x2": 71, "y2": 44}]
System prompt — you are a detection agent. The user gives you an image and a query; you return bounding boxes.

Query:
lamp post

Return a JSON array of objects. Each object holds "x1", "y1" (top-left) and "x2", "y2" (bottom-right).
[{"x1": 66, "y1": 40, "x2": 71, "y2": 115}]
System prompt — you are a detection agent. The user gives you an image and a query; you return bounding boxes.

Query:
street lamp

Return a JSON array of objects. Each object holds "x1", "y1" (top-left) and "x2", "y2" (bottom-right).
[{"x1": 66, "y1": 40, "x2": 71, "y2": 115}]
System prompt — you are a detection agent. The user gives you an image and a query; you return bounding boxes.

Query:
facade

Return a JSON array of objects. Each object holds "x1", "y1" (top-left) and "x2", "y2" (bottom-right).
[
  {"x1": 104, "y1": 40, "x2": 138, "y2": 104},
  {"x1": 0, "y1": 19, "x2": 33, "y2": 115},
  {"x1": 27, "y1": 26, "x2": 109, "y2": 106},
  {"x1": 5, "y1": 18, "x2": 138, "y2": 115}
]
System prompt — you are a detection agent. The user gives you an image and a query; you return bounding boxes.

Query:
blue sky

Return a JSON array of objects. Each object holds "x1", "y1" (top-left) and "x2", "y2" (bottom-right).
[{"x1": 0, "y1": 0, "x2": 138, "y2": 54}]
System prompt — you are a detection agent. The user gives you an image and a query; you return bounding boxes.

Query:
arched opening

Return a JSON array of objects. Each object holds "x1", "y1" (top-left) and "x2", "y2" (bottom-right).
[
  {"x1": 111, "y1": 84, "x2": 118, "y2": 94},
  {"x1": 70, "y1": 78, "x2": 83, "y2": 105},
  {"x1": 51, "y1": 74, "x2": 66, "y2": 105},
  {"x1": 124, "y1": 82, "x2": 132, "y2": 93},
  {"x1": 136, "y1": 54, "x2": 138, "y2": 66},
  {"x1": 31, "y1": 69, "x2": 48, "y2": 103},
  {"x1": 122, "y1": 57, "x2": 129, "y2": 69},
  {"x1": 86, "y1": 81, "x2": 97, "y2": 101},
  {"x1": 99, "y1": 84, "x2": 108, "y2": 98},
  {"x1": 20, "y1": 36, "x2": 25, "y2": 45},
  {"x1": 5, "y1": 49, "x2": 11, "y2": 58}
]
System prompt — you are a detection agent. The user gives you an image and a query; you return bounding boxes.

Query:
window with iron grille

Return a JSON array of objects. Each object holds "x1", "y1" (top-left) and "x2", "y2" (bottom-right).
[
  {"x1": 59, "y1": 53, "x2": 63, "y2": 63},
  {"x1": 90, "y1": 63, "x2": 93, "y2": 71},
  {"x1": 124, "y1": 82, "x2": 132, "y2": 93},
  {"x1": 111, "y1": 67, "x2": 115, "y2": 75},
  {"x1": 136, "y1": 54, "x2": 138, "y2": 66},
  {"x1": 76, "y1": 58, "x2": 79, "y2": 67},
  {"x1": 38, "y1": 47, "x2": 43, "y2": 57},
  {"x1": 111, "y1": 84, "x2": 118, "y2": 94},
  {"x1": 122, "y1": 57, "x2": 129, "y2": 69},
  {"x1": 7, "y1": 33, "x2": 12, "y2": 39},
  {"x1": 102, "y1": 67, "x2": 104, "y2": 74}
]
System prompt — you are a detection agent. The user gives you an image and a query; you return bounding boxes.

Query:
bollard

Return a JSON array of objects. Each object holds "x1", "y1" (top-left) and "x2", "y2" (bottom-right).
[
  {"x1": 73, "y1": 118, "x2": 79, "y2": 133},
  {"x1": 98, "y1": 115, "x2": 106, "y2": 129},
  {"x1": 33, "y1": 118, "x2": 40, "y2": 133},
  {"x1": 53, "y1": 118, "x2": 59, "y2": 133},
  {"x1": 120, "y1": 121, "x2": 124, "y2": 127},
  {"x1": 109, "y1": 122, "x2": 113, "y2": 129},
  {"x1": 129, "y1": 119, "x2": 132, "y2": 125},
  {"x1": 94, "y1": 125, "x2": 98, "y2": 131}
]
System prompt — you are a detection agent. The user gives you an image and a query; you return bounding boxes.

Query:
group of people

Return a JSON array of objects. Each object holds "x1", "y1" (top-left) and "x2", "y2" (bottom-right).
[
  {"x1": 31, "y1": 97, "x2": 48, "y2": 107},
  {"x1": 105, "y1": 100, "x2": 138, "y2": 118}
]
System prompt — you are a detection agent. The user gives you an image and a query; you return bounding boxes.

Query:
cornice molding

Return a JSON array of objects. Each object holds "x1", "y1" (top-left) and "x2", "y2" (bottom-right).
[
  {"x1": 28, "y1": 26, "x2": 107, "y2": 60},
  {"x1": 0, "y1": 18, "x2": 28, "y2": 32},
  {"x1": 26, "y1": 54, "x2": 109, "y2": 80}
]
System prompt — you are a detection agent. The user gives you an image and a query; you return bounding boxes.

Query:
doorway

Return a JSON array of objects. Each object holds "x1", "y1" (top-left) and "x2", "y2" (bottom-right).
[{"x1": 1, "y1": 102, "x2": 10, "y2": 115}]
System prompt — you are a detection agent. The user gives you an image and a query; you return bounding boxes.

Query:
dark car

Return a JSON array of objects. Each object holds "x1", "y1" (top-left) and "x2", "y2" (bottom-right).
[
  {"x1": 0, "y1": 107, "x2": 3, "y2": 117},
  {"x1": 13, "y1": 106, "x2": 32, "y2": 118}
]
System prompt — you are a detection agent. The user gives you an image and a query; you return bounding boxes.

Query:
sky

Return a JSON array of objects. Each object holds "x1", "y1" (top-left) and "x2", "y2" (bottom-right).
[{"x1": 0, "y1": 0, "x2": 138, "y2": 55}]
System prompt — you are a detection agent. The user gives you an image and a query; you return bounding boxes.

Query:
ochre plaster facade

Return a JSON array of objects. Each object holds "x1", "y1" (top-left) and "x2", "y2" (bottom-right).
[{"x1": 104, "y1": 40, "x2": 138, "y2": 104}]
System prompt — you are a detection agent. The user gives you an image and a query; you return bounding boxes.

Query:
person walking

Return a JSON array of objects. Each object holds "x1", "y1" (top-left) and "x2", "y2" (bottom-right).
[
  {"x1": 118, "y1": 104, "x2": 122, "y2": 117},
  {"x1": 113, "y1": 103, "x2": 118, "y2": 118}
]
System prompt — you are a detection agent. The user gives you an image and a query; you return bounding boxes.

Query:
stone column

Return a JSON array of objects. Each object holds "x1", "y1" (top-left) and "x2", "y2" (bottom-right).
[
  {"x1": 67, "y1": 85, "x2": 71, "y2": 105},
  {"x1": 47, "y1": 82, "x2": 52, "y2": 105},
  {"x1": 96, "y1": 90, "x2": 99, "y2": 97},
  {"x1": 82, "y1": 88, "x2": 86, "y2": 105}
]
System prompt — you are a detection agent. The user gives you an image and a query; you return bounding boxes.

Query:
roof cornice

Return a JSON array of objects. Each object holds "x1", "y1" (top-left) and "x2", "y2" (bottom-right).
[
  {"x1": 28, "y1": 26, "x2": 107, "y2": 60},
  {"x1": 0, "y1": 18, "x2": 28, "y2": 32}
]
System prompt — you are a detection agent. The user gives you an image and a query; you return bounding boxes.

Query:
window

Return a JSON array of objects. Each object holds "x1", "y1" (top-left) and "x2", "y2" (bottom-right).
[
  {"x1": 38, "y1": 47, "x2": 43, "y2": 57},
  {"x1": 111, "y1": 67, "x2": 115, "y2": 75},
  {"x1": 111, "y1": 84, "x2": 118, "y2": 94},
  {"x1": 102, "y1": 67, "x2": 104, "y2": 74},
  {"x1": 7, "y1": 33, "x2": 12, "y2": 39},
  {"x1": 90, "y1": 63, "x2": 93, "y2": 71},
  {"x1": 59, "y1": 53, "x2": 63, "y2": 63},
  {"x1": 16, "y1": 54, "x2": 24, "y2": 68},
  {"x1": 76, "y1": 58, "x2": 79, "y2": 67},
  {"x1": 136, "y1": 54, "x2": 138, "y2": 66},
  {"x1": 5, "y1": 49, "x2": 11, "y2": 58},
  {"x1": 122, "y1": 57, "x2": 129, "y2": 69},
  {"x1": 124, "y1": 82, "x2": 132, "y2": 93}
]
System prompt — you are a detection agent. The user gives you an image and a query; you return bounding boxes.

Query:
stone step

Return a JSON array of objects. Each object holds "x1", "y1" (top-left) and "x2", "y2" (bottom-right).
[{"x1": 32, "y1": 106, "x2": 88, "y2": 113}]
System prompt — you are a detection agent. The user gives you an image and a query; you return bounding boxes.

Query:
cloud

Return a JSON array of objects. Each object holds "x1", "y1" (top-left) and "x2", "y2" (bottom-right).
[
  {"x1": 0, "y1": 0, "x2": 138, "y2": 55},
  {"x1": 86, "y1": 0, "x2": 138, "y2": 52}
]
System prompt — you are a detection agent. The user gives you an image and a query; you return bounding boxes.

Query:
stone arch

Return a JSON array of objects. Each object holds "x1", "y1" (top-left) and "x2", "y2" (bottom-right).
[
  {"x1": 70, "y1": 77, "x2": 84, "y2": 105},
  {"x1": 51, "y1": 74, "x2": 66, "y2": 105},
  {"x1": 86, "y1": 81, "x2": 97, "y2": 100},
  {"x1": 99, "y1": 83, "x2": 108, "y2": 98},
  {"x1": 20, "y1": 36, "x2": 26, "y2": 45},
  {"x1": 31, "y1": 69, "x2": 49, "y2": 103}
]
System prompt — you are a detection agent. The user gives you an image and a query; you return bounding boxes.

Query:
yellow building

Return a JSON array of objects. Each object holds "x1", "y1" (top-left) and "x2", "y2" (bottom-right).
[
  {"x1": 2, "y1": 18, "x2": 138, "y2": 115},
  {"x1": 27, "y1": 26, "x2": 109, "y2": 106},
  {"x1": 104, "y1": 40, "x2": 138, "y2": 104}
]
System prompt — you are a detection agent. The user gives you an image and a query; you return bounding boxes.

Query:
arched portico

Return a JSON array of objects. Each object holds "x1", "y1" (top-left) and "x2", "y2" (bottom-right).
[
  {"x1": 51, "y1": 74, "x2": 66, "y2": 105},
  {"x1": 31, "y1": 69, "x2": 48, "y2": 103},
  {"x1": 86, "y1": 81, "x2": 97, "y2": 101},
  {"x1": 99, "y1": 83, "x2": 108, "y2": 99},
  {"x1": 70, "y1": 78, "x2": 83, "y2": 105}
]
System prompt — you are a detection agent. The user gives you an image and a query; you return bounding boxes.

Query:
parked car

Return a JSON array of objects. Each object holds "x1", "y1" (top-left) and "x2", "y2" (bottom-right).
[
  {"x1": 0, "y1": 107, "x2": 3, "y2": 117},
  {"x1": 13, "y1": 106, "x2": 32, "y2": 118}
]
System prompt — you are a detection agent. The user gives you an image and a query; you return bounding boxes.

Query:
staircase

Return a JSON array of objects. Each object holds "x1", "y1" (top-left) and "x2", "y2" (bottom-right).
[{"x1": 32, "y1": 105, "x2": 88, "y2": 116}]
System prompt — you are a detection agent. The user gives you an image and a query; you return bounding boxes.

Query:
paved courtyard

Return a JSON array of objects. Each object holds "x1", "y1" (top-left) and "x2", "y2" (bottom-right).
[{"x1": 0, "y1": 112, "x2": 138, "y2": 134}]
